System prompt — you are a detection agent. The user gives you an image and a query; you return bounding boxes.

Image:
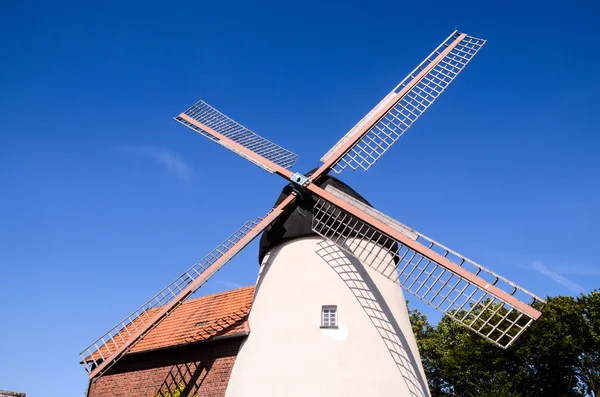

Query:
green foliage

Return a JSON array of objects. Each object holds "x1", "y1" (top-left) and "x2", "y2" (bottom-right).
[
  {"x1": 153, "y1": 382, "x2": 198, "y2": 397},
  {"x1": 410, "y1": 290, "x2": 600, "y2": 397}
]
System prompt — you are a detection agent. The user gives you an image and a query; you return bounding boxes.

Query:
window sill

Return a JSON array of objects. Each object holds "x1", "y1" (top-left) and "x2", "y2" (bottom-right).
[{"x1": 320, "y1": 326, "x2": 339, "y2": 329}]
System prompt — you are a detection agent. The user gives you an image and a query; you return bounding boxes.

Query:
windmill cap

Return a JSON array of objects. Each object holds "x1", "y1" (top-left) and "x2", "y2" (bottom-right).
[{"x1": 258, "y1": 169, "x2": 399, "y2": 265}]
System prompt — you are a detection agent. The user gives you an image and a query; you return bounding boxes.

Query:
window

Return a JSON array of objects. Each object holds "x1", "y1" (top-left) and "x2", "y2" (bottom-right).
[{"x1": 321, "y1": 305, "x2": 338, "y2": 328}]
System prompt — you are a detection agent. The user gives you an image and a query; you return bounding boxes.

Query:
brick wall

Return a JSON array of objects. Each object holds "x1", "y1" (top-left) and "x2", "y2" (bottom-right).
[{"x1": 88, "y1": 336, "x2": 245, "y2": 397}]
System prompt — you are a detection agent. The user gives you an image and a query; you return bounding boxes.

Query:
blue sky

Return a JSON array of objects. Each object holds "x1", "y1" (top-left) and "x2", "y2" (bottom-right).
[{"x1": 1, "y1": 0, "x2": 599, "y2": 395}]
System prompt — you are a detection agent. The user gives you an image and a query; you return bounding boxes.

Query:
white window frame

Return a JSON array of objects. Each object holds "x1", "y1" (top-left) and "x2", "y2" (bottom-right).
[{"x1": 321, "y1": 305, "x2": 338, "y2": 328}]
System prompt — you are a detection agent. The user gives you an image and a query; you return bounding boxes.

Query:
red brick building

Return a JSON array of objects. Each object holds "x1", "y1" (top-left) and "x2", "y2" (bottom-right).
[{"x1": 86, "y1": 286, "x2": 254, "y2": 397}]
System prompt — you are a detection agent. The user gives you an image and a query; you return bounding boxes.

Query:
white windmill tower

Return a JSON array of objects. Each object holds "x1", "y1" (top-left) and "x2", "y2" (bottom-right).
[{"x1": 79, "y1": 31, "x2": 546, "y2": 397}]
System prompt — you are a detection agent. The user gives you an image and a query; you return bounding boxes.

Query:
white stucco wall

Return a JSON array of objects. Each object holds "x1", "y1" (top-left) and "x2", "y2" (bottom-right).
[{"x1": 225, "y1": 237, "x2": 430, "y2": 397}]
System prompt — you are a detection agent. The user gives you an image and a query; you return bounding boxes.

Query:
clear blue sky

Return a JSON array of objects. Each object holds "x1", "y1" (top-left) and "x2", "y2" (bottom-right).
[{"x1": 1, "y1": 0, "x2": 599, "y2": 395}]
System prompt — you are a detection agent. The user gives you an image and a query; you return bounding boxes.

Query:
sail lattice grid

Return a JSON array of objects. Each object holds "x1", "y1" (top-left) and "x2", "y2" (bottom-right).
[
  {"x1": 175, "y1": 100, "x2": 298, "y2": 170},
  {"x1": 311, "y1": 198, "x2": 545, "y2": 348},
  {"x1": 325, "y1": 32, "x2": 486, "y2": 174},
  {"x1": 79, "y1": 218, "x2": 263, "y2": 374}
]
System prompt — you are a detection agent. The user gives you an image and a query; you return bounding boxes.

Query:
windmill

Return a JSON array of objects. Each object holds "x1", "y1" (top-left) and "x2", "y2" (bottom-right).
[{"x1": 80, "y1": 31, "x2": 546, "y2": 396}]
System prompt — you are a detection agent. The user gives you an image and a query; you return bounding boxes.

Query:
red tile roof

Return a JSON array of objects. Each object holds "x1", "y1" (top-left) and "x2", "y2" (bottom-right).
[
  {"x1": 130, "y1": 285, "x2": 254, "y2": 354},
  {"x1": 87, "y1": 286, "x2": 254, "y2": 361}
]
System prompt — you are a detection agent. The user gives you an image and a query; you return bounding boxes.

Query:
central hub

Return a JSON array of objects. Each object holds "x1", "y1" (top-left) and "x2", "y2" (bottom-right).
[{"x1": 290, "y1": 172, "x2": 310, "y2": 187}]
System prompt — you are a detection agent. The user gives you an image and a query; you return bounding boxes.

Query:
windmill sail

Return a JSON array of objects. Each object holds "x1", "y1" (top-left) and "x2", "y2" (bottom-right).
[
  {"x1": 320, "y1": 31, "x2": 486, "y2": 175},
  {"x1": 310, "y1": 186, "x2": 545, "y2": 348},
  {"x1": 175, "y1": 100, "x2": 298, "y2": 173},
  {"x1": 80, "y1": 195, "x2": 294, "y2": 380}
]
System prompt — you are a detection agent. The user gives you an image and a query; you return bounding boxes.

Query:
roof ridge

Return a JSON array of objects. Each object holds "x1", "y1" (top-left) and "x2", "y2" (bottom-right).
[{"x1": 183, "y1": 285, "x2": 255, "y2": 304}]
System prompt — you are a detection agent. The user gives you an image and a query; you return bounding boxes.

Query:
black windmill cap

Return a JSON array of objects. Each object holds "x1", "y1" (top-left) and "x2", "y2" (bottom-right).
[{"x1": 258, "y1": 169, "x2": 399, "y2": 265}]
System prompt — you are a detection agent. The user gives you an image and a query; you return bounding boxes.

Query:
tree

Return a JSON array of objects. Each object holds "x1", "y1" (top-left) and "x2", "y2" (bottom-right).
[
  {"x1": 410, "y1": 290, "x2": 600, "y2": 397},
  {"x1": 578, "y1": 291, "x2": 600, "y2": 396}
]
